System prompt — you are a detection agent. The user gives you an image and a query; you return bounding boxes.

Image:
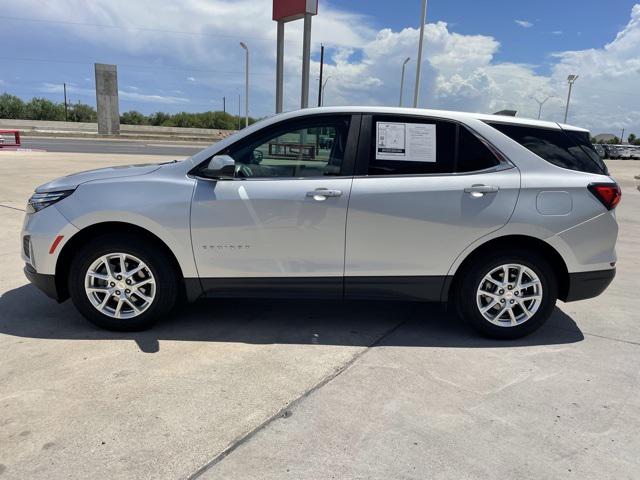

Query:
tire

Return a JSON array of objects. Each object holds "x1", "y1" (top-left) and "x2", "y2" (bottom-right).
[
  {"x1": 68, "y1": 234, "x2": 178, "y2": 331},
  {"x1": 457, "y1": 250, "x2": 558, "y2": 339}
]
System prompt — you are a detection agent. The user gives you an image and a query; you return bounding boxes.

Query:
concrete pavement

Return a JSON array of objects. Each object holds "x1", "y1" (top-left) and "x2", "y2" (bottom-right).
[{"x1": 0, "y1": 154, "x2": 639, "y2": 479}]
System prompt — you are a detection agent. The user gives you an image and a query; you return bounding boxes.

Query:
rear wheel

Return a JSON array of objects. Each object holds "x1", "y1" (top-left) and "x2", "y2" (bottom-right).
[
  {"x1": 457, "y1": 251, "x2": 558, "y2": 339},
  {"x1": 68, "y1": 234, "x2": 177, "y2": 331}
]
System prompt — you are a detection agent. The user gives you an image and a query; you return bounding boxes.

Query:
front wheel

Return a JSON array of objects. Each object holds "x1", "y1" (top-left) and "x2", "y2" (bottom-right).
[
  {"x1": 68, "y1": 234, "x2": 178, "y2": 331},
  {"x1": 457, "y1": 251, "x2": 558, "y2": 339}
]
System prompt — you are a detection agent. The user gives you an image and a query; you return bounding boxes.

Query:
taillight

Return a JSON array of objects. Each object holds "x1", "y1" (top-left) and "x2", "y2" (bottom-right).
[{"x1": 588, "y1": 183, "x2": 621, "y2": 210}]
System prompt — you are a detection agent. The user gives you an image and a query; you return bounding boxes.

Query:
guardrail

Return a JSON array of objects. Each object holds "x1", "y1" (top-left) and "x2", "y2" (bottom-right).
[{"x1": 0, "y1": 119, "x2": 236, "y2": 141}]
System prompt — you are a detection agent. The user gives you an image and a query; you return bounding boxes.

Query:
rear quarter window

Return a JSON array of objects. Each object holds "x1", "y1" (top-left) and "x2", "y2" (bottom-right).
[{"x1": 486, "y1": 122, "x2": 607, "y2": 175}]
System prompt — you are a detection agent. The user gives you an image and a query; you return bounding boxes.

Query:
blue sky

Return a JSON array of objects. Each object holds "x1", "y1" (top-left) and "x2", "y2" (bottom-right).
[{"x1": 1, "y1": 0, "x2": 640, "y2": 134}]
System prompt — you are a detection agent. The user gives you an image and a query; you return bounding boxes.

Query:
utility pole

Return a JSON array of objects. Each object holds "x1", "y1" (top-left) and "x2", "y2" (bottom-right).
[
  {"x1": 223, "y1": 96, "x2": 226, "y2": 114},
  {"x1": 63, "y1": 83, "x2": 68, "y2": 122},
  {"x1": 621, "y1": 128, "x2": 625, "y2": 143},
  {"x1": 413, "y1": 0, "x2": 428, "y2": 108},
  {"x1": 317, "y1": 44, "x2": 325, "y2": 107},
  {"x1": 321, "y1": 76, "x2": 331, "y2": 106},
  {"x1": 564, "y1": 74, "x2": 578, "y2": 124},
  {"x1": 531, "y1": 95, "x2": 551, "y2": 120},
  {"x1": 238, "y1": 93, "x2": 241, "y2": 129},
  {"x1": 399, "y1": 57, "x2": 410, "y2": 107},
  {"x1": 301, "y1": 13, "x2": 312, "y2": 108},
  {"x1": 240, "y1": 42, "x2": 249, "y2": 127}
]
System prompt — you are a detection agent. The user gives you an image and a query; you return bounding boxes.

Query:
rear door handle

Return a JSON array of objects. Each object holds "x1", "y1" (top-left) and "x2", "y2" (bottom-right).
[
  {"x1": 464, "y1": 184, "x2": 499, "y2": 196},
  {"x1": 306, "y1": 188, "x2": 343, "y2": 200}
]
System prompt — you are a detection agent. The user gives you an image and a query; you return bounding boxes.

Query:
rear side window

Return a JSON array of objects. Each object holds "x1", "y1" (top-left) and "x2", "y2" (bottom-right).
[
  {"x1": 487, "y1": 122, "x2": 607, "y2": 175},
  {"x1": 457, "y1": 127, "x2": 501, "y2": 172},
  {"x1": 368, "y1": 116, "x2": 456, "y2": 175}
]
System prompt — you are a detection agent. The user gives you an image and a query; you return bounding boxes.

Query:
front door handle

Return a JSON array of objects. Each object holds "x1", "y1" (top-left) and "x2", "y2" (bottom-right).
[
  {"x1": 306, "y1": 188, "x2": 343, "y2": 200},
  {"x1": 464, "y1": 184, "x2": 499, "y2": 197}
]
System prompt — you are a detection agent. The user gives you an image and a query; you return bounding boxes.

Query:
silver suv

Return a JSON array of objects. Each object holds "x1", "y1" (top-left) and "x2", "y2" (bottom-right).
[{"x1": 21, "y1": 107, "x2": 620, "y2": 338}]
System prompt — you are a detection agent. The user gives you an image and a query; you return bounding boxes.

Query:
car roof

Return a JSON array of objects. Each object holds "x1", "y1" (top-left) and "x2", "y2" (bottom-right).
[{"x1": 279, "y1": 106, "x2": 589, "y2": 133}]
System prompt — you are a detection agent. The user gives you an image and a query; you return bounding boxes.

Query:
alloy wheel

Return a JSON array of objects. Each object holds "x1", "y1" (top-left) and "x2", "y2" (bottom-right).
[
  {"x1": 84, "y1": 253, "x2": 156, "y2": 319},
  {"x1": 475, "y1": 263, "x2": 543, "y2": 327}
]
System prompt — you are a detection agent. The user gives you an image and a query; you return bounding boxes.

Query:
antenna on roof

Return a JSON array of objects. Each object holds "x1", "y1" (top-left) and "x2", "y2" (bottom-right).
[{"x1": 493, "y1": 110, "x2": 517, "y2": 116}]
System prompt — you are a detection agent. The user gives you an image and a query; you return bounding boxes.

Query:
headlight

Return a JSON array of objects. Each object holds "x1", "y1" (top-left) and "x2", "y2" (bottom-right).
[{"x1": 27, "y1": 189, "x2": 75, "y2": 213}]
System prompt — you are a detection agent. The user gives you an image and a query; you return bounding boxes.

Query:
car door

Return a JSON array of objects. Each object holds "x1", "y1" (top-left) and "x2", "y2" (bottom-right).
[
  {"x1": 190, "y1": 114, "x2": 360, "y2": 298},
  {"x1": 344, "y1": 114, "x2": 520, "y2": 301}
]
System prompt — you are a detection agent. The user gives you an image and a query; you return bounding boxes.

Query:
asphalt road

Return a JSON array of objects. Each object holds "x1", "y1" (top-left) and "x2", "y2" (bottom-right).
[{"x1": 19, "y1": 136, "x2": 208, "y2": 156}]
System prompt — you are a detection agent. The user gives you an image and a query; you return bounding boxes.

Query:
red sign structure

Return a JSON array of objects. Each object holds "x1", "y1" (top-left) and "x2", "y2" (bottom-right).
[
  {"x1": 0, "y1": 129, "x2": 21, "y2": 149},
  {"x1": 273, "y1": 0, "x2": 318, "y2": 22},
  {"x1": 273, "y1": 0, "x2": 319, "y2": 112}
]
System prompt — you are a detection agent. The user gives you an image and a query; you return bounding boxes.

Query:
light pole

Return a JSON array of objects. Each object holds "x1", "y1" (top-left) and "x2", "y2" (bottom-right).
[
  {"x1": 321, "y1": 76, "x2": 331, "y2": 106},
  {"x1": 240, "y1": 42, "x2": 249, "y2": 128},
  {"x1": 399, "y1": 57, "x2": 410, "y2": 107},
  {"x1": 563, "y1": 74, "x2": 578, "y2": 124},
  {"x1": 413, "y1": 0, "x2": 428, "y2": 108},
  {"x1": 531, "y1": 95, "x2": 552, "y2": 120}
]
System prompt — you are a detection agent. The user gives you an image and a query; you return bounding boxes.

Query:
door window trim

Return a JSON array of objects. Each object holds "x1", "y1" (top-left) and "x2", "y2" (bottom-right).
[
  {"x1": 354, "y1": 114, "x2": 512, "y2": 178},
  {"x1": 189, "y1": 113, "x2": 361, "y2": 180}
]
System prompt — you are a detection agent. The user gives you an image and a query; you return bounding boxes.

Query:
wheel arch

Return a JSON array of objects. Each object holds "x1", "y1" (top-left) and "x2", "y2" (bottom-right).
[
  {"x1": 446, "y1": 234, "x2": 570, "y2": 303},
  {"x1": 55, "y1": 221, "x2": 200, "y2": 302}
]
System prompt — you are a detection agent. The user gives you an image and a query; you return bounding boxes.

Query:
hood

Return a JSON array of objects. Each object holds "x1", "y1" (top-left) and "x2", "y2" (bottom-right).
[{"x1": 35, "y1": 163, "x2": 164, "y2": 193}]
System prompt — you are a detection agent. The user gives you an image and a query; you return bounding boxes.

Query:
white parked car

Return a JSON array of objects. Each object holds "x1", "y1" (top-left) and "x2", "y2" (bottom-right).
[{"x1": 21, "y1": 107, "x2": 620, "y2": 338}]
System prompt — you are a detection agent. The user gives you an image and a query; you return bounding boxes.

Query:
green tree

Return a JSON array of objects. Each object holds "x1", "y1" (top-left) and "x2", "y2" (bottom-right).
[
  {"x1": 24, "y1": 97, "x2": 65, "y2": 121},
  {"x1": 0, "y1": 93, "x2": 26, "y2": 119},
  {"x1": 120, "y1": 110, "x2": 147, "y2": 125},
  {"x1": 627, "y1": 133, "x2": 636, "y2": 144},
  {"x1": 607, "y1": 137, "x2": 621, "y2": 145},
  {"x1": 70, "y1": 102, "x2": 97, "y2": 123},
  {"x1": 148, "y1": 111, "x2": 172, "y2": 126}
]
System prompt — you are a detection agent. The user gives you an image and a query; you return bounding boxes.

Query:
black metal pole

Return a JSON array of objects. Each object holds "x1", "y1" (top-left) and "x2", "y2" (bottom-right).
[
  {"x1": 223, "y1": 96, "x2": 226, "y2": 114},
  {"x1": 63, "y1": 83, "x2": 68, "y2": 122},
  {"x1": 317, "y1": 44, "x2": 324, "y2": 107}
]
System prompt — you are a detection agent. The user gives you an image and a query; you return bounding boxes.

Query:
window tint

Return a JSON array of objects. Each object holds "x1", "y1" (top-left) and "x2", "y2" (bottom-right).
[
  {"x1": 368, "y1": 117, "x2": 456, "y2": 175},
  {"x1": 487, "y1": 122, "x2": 607, "y2": 175},
  {"x1": 456, "y1": 126, "x2": 500, "y2": 172},
  {"x1": 226, "y1": 116, "x2": 350, "y2": 178}
]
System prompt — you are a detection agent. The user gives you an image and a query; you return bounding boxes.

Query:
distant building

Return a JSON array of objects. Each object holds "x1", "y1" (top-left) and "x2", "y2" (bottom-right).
[{"x1": 593, "y1": 133, "x2": 617, "y2": 143}]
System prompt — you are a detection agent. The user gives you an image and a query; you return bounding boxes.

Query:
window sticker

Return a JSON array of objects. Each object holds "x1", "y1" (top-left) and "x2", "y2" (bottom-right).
[{"x1": 376, "y1": 122, "x2": 436, "y2": 162}]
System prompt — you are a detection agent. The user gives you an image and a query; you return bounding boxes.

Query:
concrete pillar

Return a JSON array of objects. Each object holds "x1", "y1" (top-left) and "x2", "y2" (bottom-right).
[{"x1": 94, "y1": 63, "x2": 120, "y2": 135}]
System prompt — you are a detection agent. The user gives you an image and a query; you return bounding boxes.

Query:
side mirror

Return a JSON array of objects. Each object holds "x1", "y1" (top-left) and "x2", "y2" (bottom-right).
[{"x1": 202, "y1": 155, "x2": 235, "y2": 179}]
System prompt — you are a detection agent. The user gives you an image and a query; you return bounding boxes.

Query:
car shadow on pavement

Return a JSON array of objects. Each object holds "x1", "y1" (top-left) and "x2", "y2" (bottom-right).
[{"x1": 0, "y1": 284, "x2": 584, "y2": 353}]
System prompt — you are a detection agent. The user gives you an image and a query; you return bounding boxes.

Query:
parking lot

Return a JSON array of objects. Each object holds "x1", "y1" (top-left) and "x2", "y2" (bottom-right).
[{"x1": 1, "y1": 152, "x2": 639, "y2": 479}]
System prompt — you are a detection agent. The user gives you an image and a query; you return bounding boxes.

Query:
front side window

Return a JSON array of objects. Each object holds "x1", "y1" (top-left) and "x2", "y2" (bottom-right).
[{"x1": 226, "y1": 116, "x2": 350, "y2": 178}]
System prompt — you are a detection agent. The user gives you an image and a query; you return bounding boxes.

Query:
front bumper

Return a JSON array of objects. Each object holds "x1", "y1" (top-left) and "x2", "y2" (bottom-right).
[
  {"x1": 564, "y1": 268, "x2": 616, "y2": 302},
  {"x1": 24, "y1": 264, "x2": 60, "y2": 301}
]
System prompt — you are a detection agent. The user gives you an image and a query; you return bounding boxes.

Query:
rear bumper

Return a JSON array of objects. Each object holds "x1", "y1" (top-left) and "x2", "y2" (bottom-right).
[
  {"x1": 24, "y1": 264, "x2": 60, "y2": 301},
  {"x1": 564, "y1": 268, "x2": 615, "y2": 302}
]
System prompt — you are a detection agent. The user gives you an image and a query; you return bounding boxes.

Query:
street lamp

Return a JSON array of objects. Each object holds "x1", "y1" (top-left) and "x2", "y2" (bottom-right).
[
  {"x1": 563, "y1": 74, "x2": 578, "y2": 124},
  {"x1": 240, "y1": 42, "x2": 249, "y2": 128},
  {"x1": 399, "y1": 57, "x2": 410, "y2": 107},
  {"x1": 321, "y1": 76, "x2": 332, "y2": 106},
  {"x1": 531, "y1": 95, "x2": 552, "y2": 120},
  {"x1": 413, "y1": 0, "x2": 428, "y2": 108}
]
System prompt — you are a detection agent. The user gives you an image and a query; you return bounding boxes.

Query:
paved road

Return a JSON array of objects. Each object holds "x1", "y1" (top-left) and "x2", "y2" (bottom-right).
[
  {"x1": 1, "y1": 155, "x2": 639, "y2": 479},
  {"x1": 19, "y1": 136, "x2": 208, "y2": 156}
]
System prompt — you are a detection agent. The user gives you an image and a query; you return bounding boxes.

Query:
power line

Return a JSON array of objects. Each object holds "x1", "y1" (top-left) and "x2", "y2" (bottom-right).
[{"x1": 0, "y1": 56, "x2": 274, "y2": 76}]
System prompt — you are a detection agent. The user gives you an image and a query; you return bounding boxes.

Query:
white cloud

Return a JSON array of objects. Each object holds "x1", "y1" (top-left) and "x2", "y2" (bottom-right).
[
  {"x1": 7, "y1": 1, "x2": 640, "y2": 133},
  {"x1": 187, "y1": 77, "x2": 196, "y2": 82},
  {"x1": 551, "y1": 30, "x2": 563, "y2": 35},
  {"x1": 515, "y1": 20, "x2": 533, "y2": 28}
]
